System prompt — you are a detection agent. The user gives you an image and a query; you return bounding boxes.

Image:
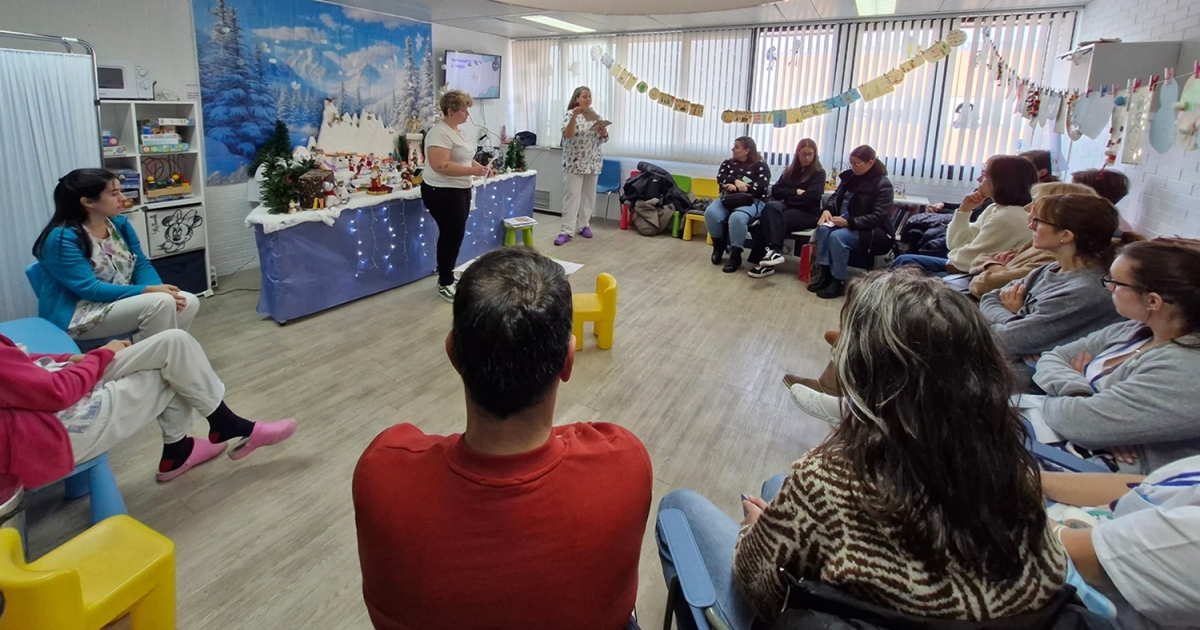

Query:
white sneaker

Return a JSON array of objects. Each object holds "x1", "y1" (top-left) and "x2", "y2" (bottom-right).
[
  {"x1": 788, "y1": 384, "x2": 843, "y2": 426},
  {"x1": 437, "y1": 282, "x2": 456, "y2": 303},
  {"x1": 759, "y1": 249, "x2": 785, "y2": 267},
  {"x1": 747, "y1": 265, "x2": 775, "y2": 278}
]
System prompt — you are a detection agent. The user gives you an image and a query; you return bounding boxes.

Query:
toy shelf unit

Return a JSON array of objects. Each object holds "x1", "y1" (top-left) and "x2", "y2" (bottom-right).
[{"x1": 100, "y1": 100, "x2": 212, "y2": 296}]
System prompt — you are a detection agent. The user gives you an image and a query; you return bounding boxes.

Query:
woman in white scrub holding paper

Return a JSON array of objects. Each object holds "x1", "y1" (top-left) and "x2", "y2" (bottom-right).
[{"x1": 556, "y1": 86, "x2": 609, "y2": 246}]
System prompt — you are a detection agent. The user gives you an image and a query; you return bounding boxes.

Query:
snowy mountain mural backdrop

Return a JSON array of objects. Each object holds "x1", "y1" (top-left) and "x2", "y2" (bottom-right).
[{"x1": 193, "y1": 0, "x2": 434, "y2": 184}]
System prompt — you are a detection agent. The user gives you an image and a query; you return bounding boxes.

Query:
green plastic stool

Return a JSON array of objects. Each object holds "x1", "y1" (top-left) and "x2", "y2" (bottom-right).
[{"x1": 504, "y1": 224, "x2": 536, "y2": 247}]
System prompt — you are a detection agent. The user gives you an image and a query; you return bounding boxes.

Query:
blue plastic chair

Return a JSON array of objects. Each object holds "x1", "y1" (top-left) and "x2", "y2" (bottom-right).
[
  {"x1": 1021, "y1": 418, "x2": 1112, "y2": 473},
  {"x1": 0, "y1": 317, "x2": 128, "y2": 525},
  {"x1": 597, "y1": 159, "x2": 623, "y2": 227},
  {"x1": 658, "y1": 509, "x2": 730, "y2": 630},
  {"x1": 25, "y1": 262, "x2": 135, "y2": 350}
]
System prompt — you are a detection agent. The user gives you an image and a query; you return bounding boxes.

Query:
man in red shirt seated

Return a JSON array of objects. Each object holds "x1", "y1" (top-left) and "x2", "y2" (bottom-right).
[{"x1": 353, "y1": 247, "x2": 653, "y2": 630}]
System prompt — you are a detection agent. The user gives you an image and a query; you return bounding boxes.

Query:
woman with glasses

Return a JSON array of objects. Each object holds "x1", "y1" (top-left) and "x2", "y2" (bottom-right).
[
  {"x1": 806, "y1": 145, "x2": 894, "y2": 298},
  {"x1": 745, "y1": 139, "x2": 826, "y2": 279},
  {"x1": 1028, "y1": 241, "x2": 1200, "y2": 473},
  {"x1": 980, "y1": 192, "x2": 1141, "y2": 390},
  {"x1": 705, "y1": 136, "x2": 772, "y2": 273},
  {"x1": 892, "y1": 155, "x2": 1039, "y2": 276}
]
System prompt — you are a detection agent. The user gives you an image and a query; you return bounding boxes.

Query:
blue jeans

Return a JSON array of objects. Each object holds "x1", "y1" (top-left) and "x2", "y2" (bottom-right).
[
  {"x1": 891, "y1": 254, "x2": 949, "y2": 277},
  {"x1": 656, "y1": 474, "x2": 788, "y2": 630},
  {"x1": 704, "y1": 199, "x2": 765, "y2": 249},
  {"x1": 813, "y1": 225, "x2": 861, "y2": 281}
]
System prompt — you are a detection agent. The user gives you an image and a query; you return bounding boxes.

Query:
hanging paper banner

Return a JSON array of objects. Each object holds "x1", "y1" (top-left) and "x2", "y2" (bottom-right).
[
  {"x1": 593, "y1": 46, "x2": 705, "y2": 118},
  {"x1": 722, "y1": 31, "x2": 966, "y2": 126}
]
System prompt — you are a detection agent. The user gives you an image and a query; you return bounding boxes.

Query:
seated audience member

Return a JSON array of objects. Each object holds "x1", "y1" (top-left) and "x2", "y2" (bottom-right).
[
  {"x1": 1042, "y1": 457, "x2": 1200, "y2": 630},
  {"x1": 1029, "y1": 241, "x2": 1200, "y2": 474},
  {"x1": 1021, "y1": 149, "x2": 1061, "y2": 183},
  {"x1": 968, "y1": 182, "x2": 1099, "y2": 297},
  {"x1": 706, "y1": 136, "x2": 771, "y2": 273},
  {"x1": 745, "y1": 138, "x2": 826, "y2": 278},
  {"x1": 659, "y1": 271, "x2": 1067, "y2": 630},
  {"x1": 892, "y1": 155, "x2": 1038, "y2": 276},
  {"x1": 353, "y1": 247, "x2": 652, "y2": 630},
  {"x1": 0, "y1": 329, "x2": 296, "y2": 487},
  {"x1": 806, "y1": 145, "x2": 894, "y2": 299},
  {"x1": 1072, "y1": 168, "x2": 1135, "y2": 233},
  {"x1": 1071, "y1": 168, "x2": 1130, "y2": 207},
  {"x1": 33, "y1": 168, "x2": 198, "y2": 346},
  {"x1": 980, "y1": 193, "x2": 1140, "y2": 388}
]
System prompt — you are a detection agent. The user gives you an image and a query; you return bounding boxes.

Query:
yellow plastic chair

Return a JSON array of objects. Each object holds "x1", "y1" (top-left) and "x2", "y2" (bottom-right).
[
  {"x1": 0, "y1": 515, "x2": 176, "y2": 630},
  {"x1": 572, "y1": 273, "x2": 618, "y2": 351},
  {"x1": 691, "y1": 177, "x2": 721, "y2": 200}
]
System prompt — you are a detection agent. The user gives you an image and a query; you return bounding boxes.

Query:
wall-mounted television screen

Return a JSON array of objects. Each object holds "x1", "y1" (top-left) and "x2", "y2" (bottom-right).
[{"x1": 445, "y1": 51, "x2": 502, "y2": 100}]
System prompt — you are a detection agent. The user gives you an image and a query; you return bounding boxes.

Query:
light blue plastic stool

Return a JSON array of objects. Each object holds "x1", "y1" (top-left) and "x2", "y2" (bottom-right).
[{"x1": 0, "y1": 316, "x2": 128, "y2": 524}]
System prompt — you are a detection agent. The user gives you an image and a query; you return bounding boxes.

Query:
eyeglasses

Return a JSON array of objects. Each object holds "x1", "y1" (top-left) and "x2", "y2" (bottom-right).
[
  {"x1": 798, "y1": 151, "x2": 816, "y2": 158},
  {"x1": 1100, "y1": 275, "x2": 1141, "y2": 291},
  {"x1": 1029, "y1": 216, "x2": 1060, "y2": 229}
]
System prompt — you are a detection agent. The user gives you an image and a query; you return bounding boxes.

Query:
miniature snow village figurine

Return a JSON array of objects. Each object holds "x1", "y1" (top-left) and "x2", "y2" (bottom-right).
[
  {"x1": 287, "y1": 200, "x2": 300, "y2": 214},
  {"x1": 322, "y1": 180, "x2": 338, "y2": 208}
]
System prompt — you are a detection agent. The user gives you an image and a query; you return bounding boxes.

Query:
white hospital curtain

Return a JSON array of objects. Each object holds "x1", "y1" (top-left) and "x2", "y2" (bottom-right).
[{"x1": 0, "y1": 48, "x2": 100, "y2": 321}]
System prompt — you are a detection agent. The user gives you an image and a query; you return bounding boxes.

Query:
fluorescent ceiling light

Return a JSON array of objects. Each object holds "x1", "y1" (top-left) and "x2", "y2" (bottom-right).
[
  {"x1": 521, "y1": 15, "x2": 596, "y2": 33},
  {"x1": 855, "y1": 0, "x2": 897, "y2": 16}
]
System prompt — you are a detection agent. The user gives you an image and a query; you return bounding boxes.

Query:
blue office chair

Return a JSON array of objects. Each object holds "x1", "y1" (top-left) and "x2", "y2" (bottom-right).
[
  {"x1": 1021, "y1": 418, "x2": 1112, "y2": 473},
  {"x1": 26, "y1": 262, "x2": 135, "y2": 350},
  {"x1": 597, "y1": 159, "x2": 623, "y2": 227},
  {"x1": 0, "y1": 317, "x2": 128, "y2": 527}
]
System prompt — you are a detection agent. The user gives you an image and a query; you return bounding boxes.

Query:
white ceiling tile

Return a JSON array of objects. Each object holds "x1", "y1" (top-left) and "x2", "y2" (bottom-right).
[{"x1": 443, "y1": 16, "x2": 558, "y2": 37}]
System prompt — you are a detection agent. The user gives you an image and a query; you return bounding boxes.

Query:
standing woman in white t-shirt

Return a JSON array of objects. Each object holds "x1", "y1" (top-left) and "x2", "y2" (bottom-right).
[
  {"x1": 556, "y1": 86, "x2": 609, "y2": 246},
  {"x1": 422, "y1": 90, "x2": 491, "y2": 302}
]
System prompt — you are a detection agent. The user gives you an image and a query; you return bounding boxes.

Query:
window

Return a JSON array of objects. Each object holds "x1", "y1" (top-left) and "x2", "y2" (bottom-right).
[{"x1": 511, "y1": 11, "x2": 1076, "y2": 186}]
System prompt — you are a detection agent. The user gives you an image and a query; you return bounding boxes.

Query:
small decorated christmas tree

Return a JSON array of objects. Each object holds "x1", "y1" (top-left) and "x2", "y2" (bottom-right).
[
  {"x1": 261, "y1": 157, "x2": 318, "y2": 214},
  {"x1": 251, "y1": 120, "x2": 292, "y2": 174},
  {"x1": 505, "y1": 141, "x2": 526, "y2": 172}
]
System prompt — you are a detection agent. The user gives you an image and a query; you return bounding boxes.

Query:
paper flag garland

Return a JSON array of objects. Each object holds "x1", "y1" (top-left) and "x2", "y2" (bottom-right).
[
  {"x1": 593, "y1": 48, "x2": 706, "y2": 118},
  {"x1": 721, "y1": 31, "x2": 966, "y2": 127}
]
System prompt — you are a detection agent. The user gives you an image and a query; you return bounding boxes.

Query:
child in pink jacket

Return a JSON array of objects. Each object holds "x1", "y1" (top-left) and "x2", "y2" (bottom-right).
[{"x1": 0, "y1": 329, "x2": 296, "y2": 487}]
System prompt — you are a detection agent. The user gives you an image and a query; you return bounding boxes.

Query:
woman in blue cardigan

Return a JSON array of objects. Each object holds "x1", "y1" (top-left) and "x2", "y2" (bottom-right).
[{"x1": 32, "y1": 169, "x2": 198, "y2": 345}]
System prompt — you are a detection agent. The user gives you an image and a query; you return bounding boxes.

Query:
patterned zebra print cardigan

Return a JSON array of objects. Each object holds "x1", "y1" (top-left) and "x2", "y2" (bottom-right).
[{"x1": 732, "y1": 451, "x2": 1068, "y2": 626}]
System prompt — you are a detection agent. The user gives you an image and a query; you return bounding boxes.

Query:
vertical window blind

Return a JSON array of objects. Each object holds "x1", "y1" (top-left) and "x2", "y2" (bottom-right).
[{"x1": 511, "y1": 10, "x2": 1076, "y2": 186}]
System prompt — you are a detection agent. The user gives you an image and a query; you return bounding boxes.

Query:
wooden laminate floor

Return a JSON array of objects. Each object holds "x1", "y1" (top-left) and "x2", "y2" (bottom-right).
[{"x1": 27, "y1": 215, "x2": 843, "y2": 629}]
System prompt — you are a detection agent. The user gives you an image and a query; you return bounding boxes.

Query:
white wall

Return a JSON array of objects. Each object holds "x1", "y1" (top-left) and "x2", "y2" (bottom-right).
[
  {"x1": 0, "y1": 2, "x2": 515, "y2": 277},
  {"x1": 431, "y1": 24, "x2": 513, "y2": 152},
  {"x1": 1072, "y1": 0, "x2": 1200, "y2": 239}
]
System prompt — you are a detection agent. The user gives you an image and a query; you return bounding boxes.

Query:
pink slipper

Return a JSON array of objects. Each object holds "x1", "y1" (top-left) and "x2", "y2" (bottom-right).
[
  {"x1": 156, "y1": 439, "x2": 227, "y2": 482},
  {"x1": 229, "y1": 419, "x2": 297, "y2": 461}
]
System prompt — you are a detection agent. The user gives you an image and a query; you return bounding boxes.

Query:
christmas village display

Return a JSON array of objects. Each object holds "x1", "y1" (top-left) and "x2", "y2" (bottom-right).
[{"x1": 258, "y1": 99, "x2": 526, "y2": 215}]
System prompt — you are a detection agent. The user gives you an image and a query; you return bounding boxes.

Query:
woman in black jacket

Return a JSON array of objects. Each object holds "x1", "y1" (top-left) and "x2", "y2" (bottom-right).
[
  {"x1": 705, "y1": 136, "x2": 772, "y2": 273},
  {"x1": 808, "y1": 145, "x2": 894, "y2": 298},
  {"x1": 747, "y1": 138, "x2": 826, "y2": 278}
]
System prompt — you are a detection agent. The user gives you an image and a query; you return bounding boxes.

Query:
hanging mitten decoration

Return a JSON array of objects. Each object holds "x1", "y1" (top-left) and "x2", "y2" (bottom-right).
[
  {"x1": 1022, "y1": 87, "x2": 1041, "y2": 121},
  {"x1": 1174, "y1": 72, "x2": 1200, "y2": 152},
  {"x1": 1080, "y1": 89, "x2": 1116, "y2": 140},
  {"x1": 1149, "y1": 74, "x2": 1178, "y2": 154}
]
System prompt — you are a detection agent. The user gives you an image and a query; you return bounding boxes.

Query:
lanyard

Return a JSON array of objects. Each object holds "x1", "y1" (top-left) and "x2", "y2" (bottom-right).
[{"x1": 1087, "y1": 337, "x2": 1150, "y2": 391}]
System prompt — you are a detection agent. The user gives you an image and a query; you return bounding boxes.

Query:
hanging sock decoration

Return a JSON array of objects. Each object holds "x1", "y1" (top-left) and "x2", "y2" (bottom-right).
[
  {"x1": 1122, "y1": 80, "x2": 1152, "y2": 165},
  {"x1": 721, "y1": 30, "x2": 967, "y2": 127},
  {"x1": 1104, "y1": 88, "x2": 1130, "y2": 166},
  {"x1": 1150, "y1": 72, "x2": 1179, "y2": 154},
  {"x1": 592, "y1": 46, "x2": 705, "y2": 118}
]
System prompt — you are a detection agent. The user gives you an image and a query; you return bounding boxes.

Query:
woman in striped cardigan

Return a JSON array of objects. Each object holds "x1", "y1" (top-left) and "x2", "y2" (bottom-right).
[{"x1": 658, "y1": 271, "x2": 1067, "y2": 629}]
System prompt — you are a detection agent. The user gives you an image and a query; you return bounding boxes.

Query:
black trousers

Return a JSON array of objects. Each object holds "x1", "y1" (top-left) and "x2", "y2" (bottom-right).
[
  {"x1": 421, "y1": 182, "x2": 472, "y2": 286},
  {"x1": 748, "y1": 201, "x2": 821, "y2": 263}
]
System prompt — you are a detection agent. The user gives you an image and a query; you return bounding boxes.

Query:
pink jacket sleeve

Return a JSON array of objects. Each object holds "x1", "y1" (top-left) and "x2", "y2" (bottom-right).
[{"x1": 0, "y1": 342, "x2": 115, "y2": 412}]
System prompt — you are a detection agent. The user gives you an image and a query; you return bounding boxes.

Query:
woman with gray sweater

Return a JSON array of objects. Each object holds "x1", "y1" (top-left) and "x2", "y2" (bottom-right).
[
  {"x1": 1030, "y1": 241, "x2": 1200, "y2": 474},
  {"x1": 980, "y1": 193, "x2": 1140, "y2": 389}
]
